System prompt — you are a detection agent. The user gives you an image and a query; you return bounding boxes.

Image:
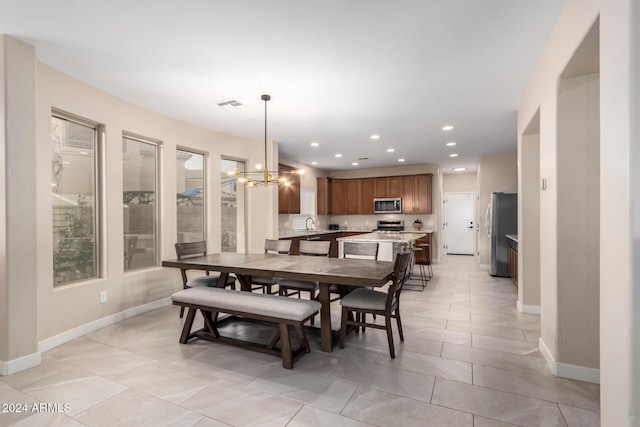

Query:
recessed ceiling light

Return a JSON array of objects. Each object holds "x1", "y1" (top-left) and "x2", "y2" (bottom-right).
[
  {"x1": 311, "y1": 161, "x2": 318, "y2": 165},
  {"x1": 398, "y1": 158, "x2": 405, "y2": 162},
  {"x1": 449, "y1": 153, "x2": 458, "y2": 158},
  {"x1": 335, "y1": 153, "x2": 342, "y2": 158},
  {"x1": 453, "y1": 167, "x2": 467, "y2": 171},
  {"x1": 446, "y1": 142, "x2": 456, "y2": 147},
  {"x1": 386, "y1": 148, "x2": 395, "y2": 153},
  {"x1": 310, "y1": 142, "x2": 319, "y2": 147},
  {"x1": 352, "y1": 162, "x2": 359, "y2": 166},
  {"x1": 370, "y1": 134, "x2": 380, "y2": 140},
  {"x1": 442, "y1": 125, "x2": 454, "y2": 131}
]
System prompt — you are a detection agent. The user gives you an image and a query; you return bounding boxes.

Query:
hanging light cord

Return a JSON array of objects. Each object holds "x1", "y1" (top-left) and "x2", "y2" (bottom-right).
[{"x1": 262, "y1": 94, "x2": 270, "y2": 169}]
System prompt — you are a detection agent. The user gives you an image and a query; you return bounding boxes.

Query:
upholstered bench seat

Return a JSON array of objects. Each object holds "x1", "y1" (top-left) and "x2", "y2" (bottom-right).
[{"x1": 171, "y1": 287, "x2": 320, "y2": 369}]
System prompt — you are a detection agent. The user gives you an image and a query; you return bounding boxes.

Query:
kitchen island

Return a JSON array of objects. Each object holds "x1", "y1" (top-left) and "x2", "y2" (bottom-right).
[{"x1": 336, "y1": 232, "x2": 427, "y2": 262}]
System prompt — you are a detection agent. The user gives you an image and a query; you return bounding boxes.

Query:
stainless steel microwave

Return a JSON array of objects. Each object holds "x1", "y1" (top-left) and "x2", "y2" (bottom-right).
[{"x1": 374, "y1": 198, "x2": 402, "y2": 214}]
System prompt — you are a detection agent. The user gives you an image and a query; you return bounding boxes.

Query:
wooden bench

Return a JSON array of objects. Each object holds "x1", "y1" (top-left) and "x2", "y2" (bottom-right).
[{"x1": 171, "y1": 287, "x2": 321, "y2": 369}]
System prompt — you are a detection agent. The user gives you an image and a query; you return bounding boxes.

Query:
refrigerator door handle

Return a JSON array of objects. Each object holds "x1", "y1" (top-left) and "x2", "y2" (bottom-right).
[{"x1": 485, "y1": 203, "x2": 492, "y2": 238}]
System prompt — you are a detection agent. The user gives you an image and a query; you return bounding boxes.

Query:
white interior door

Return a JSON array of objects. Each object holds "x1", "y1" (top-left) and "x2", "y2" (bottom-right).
[{"x1": 445, "y1": 192, "x2": 475, "y2": 255}]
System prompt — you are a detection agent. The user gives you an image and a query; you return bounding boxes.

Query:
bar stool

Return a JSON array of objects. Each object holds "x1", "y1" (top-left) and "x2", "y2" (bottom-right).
[
  {"x1": 408, "y1": 247, "x2": 428, "y2": 290},
  {"x1": 417, "y1": 243, "x2": 433, "y2": 279}
]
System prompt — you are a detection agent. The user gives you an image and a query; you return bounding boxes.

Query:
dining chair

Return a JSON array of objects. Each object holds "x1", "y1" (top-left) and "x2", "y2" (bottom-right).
[
  {"x1": 278, "y1": 240, "x2": 331, "y2": 324},
  {"x1": 250, "y1": 239, "x2": 292, "y2": 294},
  {"x1": 338, "y1": 251, "x2": 411, "y2": 358},
  {"x1": 331, "y1": 241, "x2": 380, "y2": 301},
  {"x1": 175, "y1": 241, "x2": 237, "y2": 318},
  {"x1": 342, "y1": 242, "x2": 379, "y2": 260}
]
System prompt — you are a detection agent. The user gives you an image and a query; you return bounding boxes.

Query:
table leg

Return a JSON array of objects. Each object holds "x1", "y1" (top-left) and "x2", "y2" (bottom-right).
[
  {"x1": 236, "y1": 274, "x2": 253, "y2": 292},
  {"x1": 318, "y1": 282, "x2": 332, "y2": 352},
  {"x1": 218, "y1": 272, "x2": 229, "y2": 288}
]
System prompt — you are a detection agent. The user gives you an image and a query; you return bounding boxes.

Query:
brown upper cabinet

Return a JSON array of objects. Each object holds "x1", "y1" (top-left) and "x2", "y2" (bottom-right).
[
  {"x1": 358, "y1": 178, "x2": 375, "y2": 214},
  {"x1": 345, "y1": 179, "x2": 360, "y2": 214},
  {"x1": 402, "y1": 175, "x2": 416, "y2": 213},
  {"x1": 331, "y1": 179, "x2": 345, "y2": 215},
  {"x1": 316, "y1": 177, "x2": 332, "y2": 215},
  {"x1": 402, "y1": 174, "x2": 433, "y2": 214},
  {"x1": 317, "y1": 173, "x2": 432, "y2": 215},
  {"x1": 278, "y1": 164, "x2": 301, "y2": 214},
  {"x1": 414, "y1": 173, "x2": 433, "y2": 214},
  {"x1": 374, "y1": 177, "x2": 402, "y2": 198}
]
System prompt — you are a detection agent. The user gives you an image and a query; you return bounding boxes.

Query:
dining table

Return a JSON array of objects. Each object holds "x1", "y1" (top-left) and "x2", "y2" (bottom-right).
[{"x1": 162, "y1": 252, "x2": 395, "y2": 352}]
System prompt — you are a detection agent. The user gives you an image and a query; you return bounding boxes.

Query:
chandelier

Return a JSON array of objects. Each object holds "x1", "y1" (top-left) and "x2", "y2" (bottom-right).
[{"x1": 227, "y1": 94, "x2": 304, "y2": 187}]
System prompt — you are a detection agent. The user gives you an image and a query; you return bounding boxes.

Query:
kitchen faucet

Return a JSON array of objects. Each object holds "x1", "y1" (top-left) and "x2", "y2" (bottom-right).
[{"x1": 305, "y1": 217, "x2": 315, "y2": 231}]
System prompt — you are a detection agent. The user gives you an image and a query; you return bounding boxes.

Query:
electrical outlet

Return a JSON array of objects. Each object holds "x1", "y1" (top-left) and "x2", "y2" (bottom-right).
[{"x1": 100, "y1": 291, "x2": 107, "y2": 304}]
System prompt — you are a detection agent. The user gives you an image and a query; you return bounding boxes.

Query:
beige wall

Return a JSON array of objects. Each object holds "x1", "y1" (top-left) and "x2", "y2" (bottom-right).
[
  {"x1": 477, "y1": 152, "x2": 518, "y2": 267},
  {"x1": 518, "y1": 0, "x2": 638, "y2": 423},
  {"x1": 34, "y1": 64, "x2": 276, "y2": 342},
  {"x1": 519, "y1": 130, "x2": 540, "y2": 312},
  {"x1": 443, "y1": 172, "x2": 477, "y2": 193},
  {"x1": 0, "y1": 44, "x2": 279, "y2": 371},
  {"x1": 0, "y1": 36, "x2": 39, "y2": 370},
  {"x1": 557, "y1": 73, "x2": 600, "y2": 369}
]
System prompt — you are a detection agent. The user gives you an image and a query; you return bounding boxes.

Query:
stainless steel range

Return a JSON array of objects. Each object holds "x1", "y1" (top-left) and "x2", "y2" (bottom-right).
[{"x1": 375, "y1": 220, "x2": 404, "y2": 232}]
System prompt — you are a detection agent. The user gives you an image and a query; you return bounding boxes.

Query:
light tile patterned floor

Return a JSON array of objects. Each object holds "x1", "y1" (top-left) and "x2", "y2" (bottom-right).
[{"x1": 0, "y1": 256, "x2": 600, "y2": 426}]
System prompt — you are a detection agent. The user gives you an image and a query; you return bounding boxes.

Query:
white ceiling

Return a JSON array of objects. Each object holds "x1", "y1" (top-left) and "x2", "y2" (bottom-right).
[{"x1": 1, "y1": 0, "x2": 565, "y2": 173}]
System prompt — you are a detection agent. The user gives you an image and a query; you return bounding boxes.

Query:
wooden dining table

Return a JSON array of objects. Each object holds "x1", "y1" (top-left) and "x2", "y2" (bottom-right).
[{"x1": 162, "y1": 252, "x2": 395, "y2": 352}]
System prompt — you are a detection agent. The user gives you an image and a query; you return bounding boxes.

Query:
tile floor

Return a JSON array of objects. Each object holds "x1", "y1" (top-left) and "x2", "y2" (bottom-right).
[{"x1": 0, "y1": 256, "x2": 601, "y2": 426}]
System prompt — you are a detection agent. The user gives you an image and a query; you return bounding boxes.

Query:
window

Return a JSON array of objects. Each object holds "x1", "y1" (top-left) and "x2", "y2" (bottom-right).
[
  {"x1": 220, "y1": 158, "x2": 246, "y2": 253},
  {"x1": 51, "y1": 111, "x2": 101, "y2": 286},
  {"x1": 176, "y1": 149, "x2": 205, "y2": 243},
  {"x1": 123, "y1": 133, "x2": 160, "y2": 270}
]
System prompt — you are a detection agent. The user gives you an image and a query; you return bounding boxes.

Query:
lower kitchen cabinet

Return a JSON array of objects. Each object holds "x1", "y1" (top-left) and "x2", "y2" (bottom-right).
[
  {"x1": 507, "y1": 236, "x2": 518, "y2": 287},
  {"x1": 414, "y1": 233, "x2": 432, "y2": 264}
]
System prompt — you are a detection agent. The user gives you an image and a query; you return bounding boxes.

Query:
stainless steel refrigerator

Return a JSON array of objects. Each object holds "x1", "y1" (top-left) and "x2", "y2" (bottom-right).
[{"x1": 486, "y1": 192, "x2": 517, "y2": 277}]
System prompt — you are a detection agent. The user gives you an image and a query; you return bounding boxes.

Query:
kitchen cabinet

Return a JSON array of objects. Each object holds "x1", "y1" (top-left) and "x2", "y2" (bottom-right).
[
  {"x1": 358, "y1": 178, "x2": 375, "y2": 214},
  {"x1": 415, "y1": 233, "x2": 432, "y2": 265},
  {"x1": 317, "y1": 177, "x2": 332, "y2": 215},
  {"x1": 401, "y1": 175, "x2": 416, "y2": 213},
  {"x1": 317, "y1": 173, "x2": 431, "y2": 215},
  {"x1": 402, "y1": 173, "x2": 433, "y2": 214},
  {"x1": 331, "y1": 179, "x2": 345, "y2": 215},
  {"x1": 345, "y1": 179, "x2": 359, "y2": 214},
  {"x1": 414, "y1": 173, "x2": 433, "y2": 214},
  {"x1": 374, "y1": 177, "x2": 402, "y2": 198},
  {"x1": 507, "y1": 236, "x2": 518, "y2": 287},
  {"x1": 278, "y1": 164, "x2": 300, "y2": 214}
]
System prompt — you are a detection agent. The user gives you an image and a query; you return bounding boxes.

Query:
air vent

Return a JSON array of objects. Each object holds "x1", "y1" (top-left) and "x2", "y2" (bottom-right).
[
  {"x1": 216, "y1": 99, "x2": 243, "y2": 107},
  {"x1": 357, "y1": 157, "x2": 369, "y2": 161}
]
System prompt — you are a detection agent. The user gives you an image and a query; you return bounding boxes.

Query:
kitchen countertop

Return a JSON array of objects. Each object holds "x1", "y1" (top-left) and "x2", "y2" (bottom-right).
[
  {"x1": 278, "y1": 229, "x2": 373, "y2": 239},
  {"x1": 506, "y1": 234, "x2": 518, "y2": 243},
  {"x1": 337, "y1": 231, "x2": 427, "y2": 243}
]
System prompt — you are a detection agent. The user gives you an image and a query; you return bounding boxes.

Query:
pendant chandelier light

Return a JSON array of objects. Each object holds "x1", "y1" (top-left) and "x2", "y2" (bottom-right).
[{"x1": 227, "y1": 94, "x2": 304, "y2": 187}]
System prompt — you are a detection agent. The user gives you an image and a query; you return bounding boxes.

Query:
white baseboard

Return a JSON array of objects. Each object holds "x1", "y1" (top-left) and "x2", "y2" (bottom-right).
[
  {"x1": 39, "y1": 297, "x2": 172, "y2": 353},
  {"x1": 539, "y1": 337, "x2": 600, "y2": 384},
  {"x1": 0, "y1": 351, "x2": 41, "y2": 376},
  {"x1": 517, "y1": 300, "x2": 541, "y2": 314}
]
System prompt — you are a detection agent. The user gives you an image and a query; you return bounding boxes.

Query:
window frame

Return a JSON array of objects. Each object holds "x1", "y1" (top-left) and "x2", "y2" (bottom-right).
[
  {"x1": 176, "y1": 146, "x2": 208, "y2": 243},
  {"x1": 220, "y1": 156, "x2": 248, "y2": 253},
  {"x1": 51, "y1": 108, "x2": 104, "y2": 286},
  {"x1": 122, "y1": 131, "x2": 162, "y2": 271}
]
